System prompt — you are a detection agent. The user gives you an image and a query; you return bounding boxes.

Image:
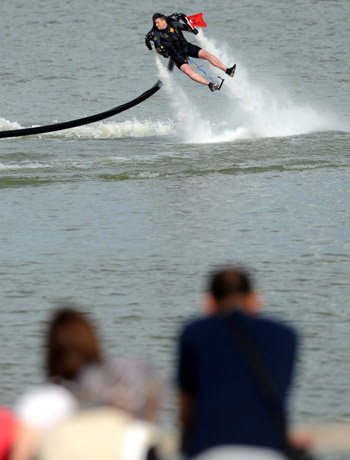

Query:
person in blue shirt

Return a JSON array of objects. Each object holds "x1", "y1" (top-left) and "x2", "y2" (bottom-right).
[{"x1": 177, "y1": 265, "x2": 298, "y2": 458}]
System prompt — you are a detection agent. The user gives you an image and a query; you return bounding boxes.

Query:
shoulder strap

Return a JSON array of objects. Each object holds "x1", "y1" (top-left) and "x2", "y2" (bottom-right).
[{"x1": 224, "y1": 315, "x2": 288, "y2": 447}]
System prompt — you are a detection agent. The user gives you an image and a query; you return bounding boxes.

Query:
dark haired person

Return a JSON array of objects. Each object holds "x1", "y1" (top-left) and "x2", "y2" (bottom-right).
[
  {"x1": 177, "y1": 266, "x2": 298, "y2": 459},
  {"x1": 11, "y1": 307, "x2": 102, "y2": 460},
  {"x1": 147, "y1": 13, "x2": 236, "y2": 92},
  {"x1": 45, "y1": 308, "x2": 102, "y2": 381}
]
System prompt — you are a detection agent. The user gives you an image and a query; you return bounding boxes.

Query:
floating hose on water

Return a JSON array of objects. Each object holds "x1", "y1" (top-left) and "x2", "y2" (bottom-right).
[{"x1": 0, "y1": 80, "x2": 162, "y2": 139}]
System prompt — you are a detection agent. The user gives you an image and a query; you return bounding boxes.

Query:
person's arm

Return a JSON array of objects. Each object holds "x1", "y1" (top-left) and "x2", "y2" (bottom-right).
[
  {"x1": 177, "y1": 326, "x2": 196, "y2": 430},
  {"x1": 172, "y1": 19, "x2": 198, "y2": 34},
  {"x1": 151, "y1": 32, "x2": 169, "y2": 57},
  {"x1": 179, "y1": 391, "x2": 194, "y2": 429},
  {"x1": 9, "y1": 423, "x2": 40, "y2": 460}
]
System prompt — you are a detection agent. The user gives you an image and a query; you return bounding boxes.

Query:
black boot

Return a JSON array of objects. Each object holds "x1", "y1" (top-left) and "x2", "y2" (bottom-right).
[{"x1": 225, "y1": 64, "x2": 236, "y2": 77}]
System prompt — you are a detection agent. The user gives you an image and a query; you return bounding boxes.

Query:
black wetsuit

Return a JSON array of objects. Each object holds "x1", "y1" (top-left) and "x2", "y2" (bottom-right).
[{"x1": 152, "y1": 20, "x2": 201, "y2": 69}]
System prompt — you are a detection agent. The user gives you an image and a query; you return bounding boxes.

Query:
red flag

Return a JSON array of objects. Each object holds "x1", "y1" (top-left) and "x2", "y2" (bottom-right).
[{"x1": 186, "y1": 13, "x2": 207, "y2": 28}]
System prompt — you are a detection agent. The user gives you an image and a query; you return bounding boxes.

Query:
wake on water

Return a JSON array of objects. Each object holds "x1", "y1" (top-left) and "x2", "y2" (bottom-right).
[
  {"x1": 155, "y1": 31, "x2": 344, "y2": 144},
  {"x1": 0, "y1": 116, "x2": 174, "y2": 140}
]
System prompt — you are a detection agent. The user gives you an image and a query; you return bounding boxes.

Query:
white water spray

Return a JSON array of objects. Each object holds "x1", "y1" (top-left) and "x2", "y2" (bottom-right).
[
  {"x1": 155, "y1": 57, "x2": 216, "y2": 143},
  {"x1": 156, "y1": 31, "x2": 340, "y2": 143}
]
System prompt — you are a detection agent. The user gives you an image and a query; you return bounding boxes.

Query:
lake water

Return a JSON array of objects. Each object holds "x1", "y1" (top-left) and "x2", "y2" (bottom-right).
[{"x1": 0, "y1": 1, "x2": 349, "y2": 458}]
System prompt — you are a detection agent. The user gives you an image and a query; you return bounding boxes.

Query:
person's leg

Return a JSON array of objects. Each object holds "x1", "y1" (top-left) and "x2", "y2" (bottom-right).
[
  {"x1": 180, "y1": 63, "x2": 209, "y2": 86},
  {"x1": 197, "y1": 49, "x2": 236, "y2": 77},
  {"x1": 198, "y1": 49, "x2": 226, "y2": 71}
]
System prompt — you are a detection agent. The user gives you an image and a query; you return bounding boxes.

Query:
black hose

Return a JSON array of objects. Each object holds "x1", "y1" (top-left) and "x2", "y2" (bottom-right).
[{"x1": 0, "y1": 80, "x2": 162, "y2": 139}]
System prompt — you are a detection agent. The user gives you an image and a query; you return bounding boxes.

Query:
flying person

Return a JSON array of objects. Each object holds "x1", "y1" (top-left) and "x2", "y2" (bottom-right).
[{"x1": 145, "y1": 13, "x2": 236, "y2": 92}]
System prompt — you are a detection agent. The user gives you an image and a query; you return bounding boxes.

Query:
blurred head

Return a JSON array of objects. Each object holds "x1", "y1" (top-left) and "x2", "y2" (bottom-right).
[
  {"x1": 205, "y1": 265, "x2": 261, "y2": 316},
  {"x1": 78, "y1": 356, "x2": 164, "y2": 422},
  {"x1": 46, "y1": 307, "x2": 102, "y2": 381},
  {"x1": 152, "y1": 13, "x2": 168, "y2": 30}
]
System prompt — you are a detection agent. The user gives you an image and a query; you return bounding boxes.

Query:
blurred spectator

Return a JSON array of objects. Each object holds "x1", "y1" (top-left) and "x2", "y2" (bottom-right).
[
  {"x1": 10, "y1": 306, "x2": 102, "y2": 460},
  {"x1": 177, "y1": 265, "x2": 298, "y2": 459},
  {"x1": 78, "y1": 356, "x2": 163, "y2": 422},
  {"x1": 38, "y1": 356, "x2": 166, "y2": 460},
  {"x1": 0, "y1": 408, "x2": 18, "y2": 460}
]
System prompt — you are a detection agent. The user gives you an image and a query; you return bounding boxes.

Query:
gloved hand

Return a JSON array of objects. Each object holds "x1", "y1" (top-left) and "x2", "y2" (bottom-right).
[
  {"x1": 192, "y1": 28, "x2": 199, "y2": 35},
  {"x1": 145, "y1": 32, "x2": 153, "y2": 50},
  {"x1": 157, "y1": 47, "x2": 169, "y2": 58},
  {"x1": 177, "y1": 13, "x2": 187, "y2": 21}
]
